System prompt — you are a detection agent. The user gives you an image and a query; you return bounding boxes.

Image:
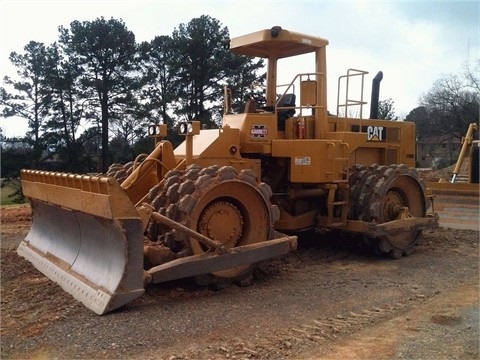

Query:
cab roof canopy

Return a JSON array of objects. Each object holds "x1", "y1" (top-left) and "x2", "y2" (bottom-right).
[{"x1": 228, "y1": 26, "x2": 329, "y2": 59}]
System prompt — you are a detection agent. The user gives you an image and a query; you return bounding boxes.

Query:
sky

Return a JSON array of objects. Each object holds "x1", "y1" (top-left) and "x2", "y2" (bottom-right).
[{"x1": 0, "y1": 0, "x2": 478, "y2": 137}]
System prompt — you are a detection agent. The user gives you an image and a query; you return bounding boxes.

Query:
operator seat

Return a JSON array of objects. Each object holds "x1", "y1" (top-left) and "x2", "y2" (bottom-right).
[{"x1": 277, "y1": 93, "x2": 296, "y2": 131}]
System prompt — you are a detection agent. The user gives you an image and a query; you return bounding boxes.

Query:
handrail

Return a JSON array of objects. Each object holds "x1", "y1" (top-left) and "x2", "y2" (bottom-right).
[
  {"x1": 275, "y1": 72, "x2": 326, "y2": 118},
  {"x1": 336, "y1": 69, "x2": 369, "y2": 120}
]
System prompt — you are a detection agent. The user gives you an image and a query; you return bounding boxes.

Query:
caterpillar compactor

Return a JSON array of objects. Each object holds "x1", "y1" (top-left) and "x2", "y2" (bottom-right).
[{"x1": 18, "y1": 27, "x2": 438, "y2": 315}]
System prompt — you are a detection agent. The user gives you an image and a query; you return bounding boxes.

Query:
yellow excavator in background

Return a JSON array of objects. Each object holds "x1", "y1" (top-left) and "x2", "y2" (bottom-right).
[
  {"x1": 428, "y1": 122, "x2": 479, "y2": 185},
  {"x1": 450, "y1": 123, "x2": 479, "y2": 184},
  {"x1": 18, "y1": 26, "x2": 438, "y2": 315},
  {"x1": 427, "y1": 122, "x2": 479, "y2": 229}
]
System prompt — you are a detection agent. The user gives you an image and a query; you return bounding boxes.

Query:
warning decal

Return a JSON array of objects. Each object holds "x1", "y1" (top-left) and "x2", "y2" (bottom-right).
[
  {"x1": 250, "y1": 125, "x2": 269, "y2": 138},
  {"x1": 295, "y1": 157, "x2": 311, "y2": 166}
]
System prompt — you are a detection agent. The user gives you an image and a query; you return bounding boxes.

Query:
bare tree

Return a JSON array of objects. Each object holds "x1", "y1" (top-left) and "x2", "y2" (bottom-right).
[
  {"x1": 377, "y1": 98, "x2": 398, "y2": 120},
  {"x1": 463, "y1": 59, "x2": 480, "y2": 94},
  {"x1": 419, "y1": 73, "x2": 478, "y2": 140}
]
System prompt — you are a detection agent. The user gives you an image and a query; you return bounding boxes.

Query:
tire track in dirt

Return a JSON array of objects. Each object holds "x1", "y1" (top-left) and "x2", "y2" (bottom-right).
[
  {"x1": 313, "y1": 282, "x2": 479, "y2": 360},
  {"x1": 161, "y1": 291, "x2": 435, "y2": 359}
]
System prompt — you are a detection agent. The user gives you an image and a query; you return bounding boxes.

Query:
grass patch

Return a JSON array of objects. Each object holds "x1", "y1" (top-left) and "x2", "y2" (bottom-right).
[{"x1": 1, "y1": 179, "x2": 25, "y2": 205}]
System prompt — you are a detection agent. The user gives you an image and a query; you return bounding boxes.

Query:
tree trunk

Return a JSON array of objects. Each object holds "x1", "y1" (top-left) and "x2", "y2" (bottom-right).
[{"x1": 101, "y1": 94, "x2": 109, "y2": 173}]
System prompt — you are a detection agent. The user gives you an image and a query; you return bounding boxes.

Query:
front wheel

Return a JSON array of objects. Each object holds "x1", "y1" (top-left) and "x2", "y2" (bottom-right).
[
  {"x1": 178, "y1": 166, "x2": 279, "y2": 283},
  {"x1": 147, "y1": 165, "x2": 280, "y2": 286}
]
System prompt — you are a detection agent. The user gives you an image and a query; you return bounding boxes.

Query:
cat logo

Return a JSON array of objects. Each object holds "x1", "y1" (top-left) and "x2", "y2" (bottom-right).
[{"x1": 367, "y1": 126, "x2": 384, "y2": 142}]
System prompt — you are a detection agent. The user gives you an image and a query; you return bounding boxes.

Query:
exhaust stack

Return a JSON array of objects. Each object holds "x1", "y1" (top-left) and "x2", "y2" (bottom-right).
[{"x1": 369, "y1": 71, "x2": 383, "y2": 119}]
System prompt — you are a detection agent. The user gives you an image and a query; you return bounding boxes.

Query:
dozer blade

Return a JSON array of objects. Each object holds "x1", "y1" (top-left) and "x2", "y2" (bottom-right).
[
  {"x1": 17, "y1": 170, "x2": 145, "y2": 315},
  {"x1": 427, "y1": 182, "x2": 479, "y2": 230},
  {"x1": 427, "y1": 181, "x2": 480, "y2": 197}
]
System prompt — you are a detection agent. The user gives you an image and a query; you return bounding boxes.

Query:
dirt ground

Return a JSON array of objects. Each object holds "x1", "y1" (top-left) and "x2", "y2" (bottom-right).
[{"x1": 1, "y1": 204, "x2": 479, "y2": 360}]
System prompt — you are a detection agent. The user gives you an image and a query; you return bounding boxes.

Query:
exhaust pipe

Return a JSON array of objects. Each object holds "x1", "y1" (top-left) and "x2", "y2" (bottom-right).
[{"x1": 369, "y1": 71, "x2": 383, "y2": 119}]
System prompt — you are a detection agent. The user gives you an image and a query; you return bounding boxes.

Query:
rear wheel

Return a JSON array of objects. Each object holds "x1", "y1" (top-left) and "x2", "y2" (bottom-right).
[
  {"x1": 107, "y1": 161, "x2": 134, "y2": 184},
  {"x1": 349, "y1": 164, "x2": 427, "y2": 258}
]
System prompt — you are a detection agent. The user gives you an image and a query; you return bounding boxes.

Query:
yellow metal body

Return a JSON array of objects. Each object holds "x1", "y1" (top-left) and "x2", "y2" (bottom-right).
[{"x1": 220, "y1": 28, "x2": 415, "y2": 180}]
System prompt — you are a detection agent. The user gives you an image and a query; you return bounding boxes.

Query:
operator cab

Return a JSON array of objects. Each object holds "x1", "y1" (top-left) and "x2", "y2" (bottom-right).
[{"x1": 223, "y1": 26, "x2": 328, "y2": 141}]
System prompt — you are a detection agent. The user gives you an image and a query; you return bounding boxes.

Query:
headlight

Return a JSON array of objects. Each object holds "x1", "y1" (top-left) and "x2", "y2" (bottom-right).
[
  {"x1": 148, "y1": 125, "x2": 156, "y2": 136},
  {"x1": 179, "y1": 123, "x2": 187, "y2": 134},
  {"x1": 178, "y1": 121, "x2": 200, "y2": 135},
  {"x1": 147, "y1": 124, "x2": 167, "y2": 137}
]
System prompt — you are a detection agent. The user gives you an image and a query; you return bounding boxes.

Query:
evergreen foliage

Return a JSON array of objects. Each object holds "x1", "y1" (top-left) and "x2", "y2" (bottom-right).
[{"x1": 1, "y1": 16, "x2": 264, "y2": 175}]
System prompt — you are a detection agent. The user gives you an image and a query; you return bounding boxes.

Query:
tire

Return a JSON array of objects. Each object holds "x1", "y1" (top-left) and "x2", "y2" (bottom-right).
[
  {"x1": 147, "y1": 165, "x2": 280, "y2": 286},
  {"x1": 349, "y1": 164, "x2": 427, "y2": 258},
  {"x1": 106, "y1": 161, "x2": 134, "y2": 184}
]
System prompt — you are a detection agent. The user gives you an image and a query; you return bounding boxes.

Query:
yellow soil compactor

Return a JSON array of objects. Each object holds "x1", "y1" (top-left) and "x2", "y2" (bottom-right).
[{"x1": 18, "y1": 27, "x2": 438, "y2": 314}]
